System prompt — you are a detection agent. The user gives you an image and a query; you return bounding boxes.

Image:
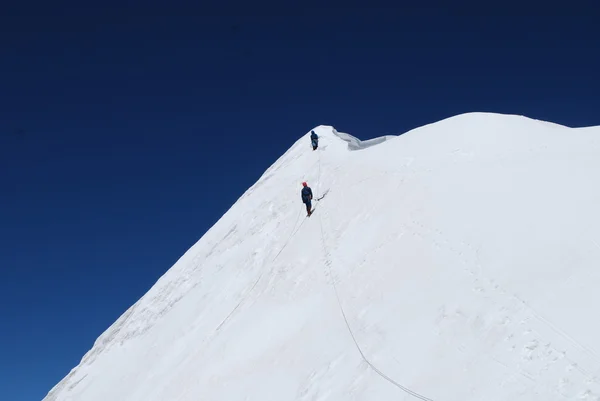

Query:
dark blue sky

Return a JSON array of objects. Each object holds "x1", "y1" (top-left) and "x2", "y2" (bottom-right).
[{"x1": 1, "y1": 4, "x2": 599, "y2": 400}]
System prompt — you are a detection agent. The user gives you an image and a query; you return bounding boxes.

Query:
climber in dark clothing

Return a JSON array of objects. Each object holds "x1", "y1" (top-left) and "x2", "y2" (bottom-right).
[
  {"x1": 301, "y1": 182, "x2": 313, "y2": 216},
  {"x1": 310, "y1": 130, "x2": 319, "y2": 150}
]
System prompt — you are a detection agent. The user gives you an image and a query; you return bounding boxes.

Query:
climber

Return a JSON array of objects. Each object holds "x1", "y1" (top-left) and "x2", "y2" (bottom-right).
[
  {"x1": 310, "y1": 130, "x2": 319, "y2": 150},
  {"x1": 301, "y1": 182, "x2": 313, "y2": 216}
]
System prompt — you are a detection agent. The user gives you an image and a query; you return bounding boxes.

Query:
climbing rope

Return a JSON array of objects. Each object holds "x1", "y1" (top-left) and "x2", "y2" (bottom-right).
[
  {"x1": 273, "y1": 203, "x2": 305, "y2": 261},
  {"x1": 215, "y1": 202, "x2": 306, "y2": 332},
  {"x1": 216, "y1": 162, "x2": 316, "y2": 333},
  {"x1": 316, "y1": 146, "x2": 435, "y2": 401}
]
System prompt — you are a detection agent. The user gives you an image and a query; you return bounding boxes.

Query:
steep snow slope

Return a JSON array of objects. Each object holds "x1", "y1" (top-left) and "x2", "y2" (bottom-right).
[{"x1": 43, "y1": 113, "x2": 600, "y2": 401}]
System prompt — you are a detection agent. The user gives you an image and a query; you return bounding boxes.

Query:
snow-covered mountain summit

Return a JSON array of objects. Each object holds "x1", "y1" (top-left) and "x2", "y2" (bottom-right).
[{"x1": 44, "y1": 113, "x2": 600, "y2": 401}]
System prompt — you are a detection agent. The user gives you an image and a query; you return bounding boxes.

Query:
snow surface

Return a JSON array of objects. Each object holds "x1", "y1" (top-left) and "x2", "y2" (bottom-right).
[{"x1": 43, "y1": 112, "x2": 600, "y2": 401}]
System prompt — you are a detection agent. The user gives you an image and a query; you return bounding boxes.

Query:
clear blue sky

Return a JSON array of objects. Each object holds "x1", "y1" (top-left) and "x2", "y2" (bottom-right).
[{"x1": 1, "y1": 4, "x2": 599, "y2": 400}]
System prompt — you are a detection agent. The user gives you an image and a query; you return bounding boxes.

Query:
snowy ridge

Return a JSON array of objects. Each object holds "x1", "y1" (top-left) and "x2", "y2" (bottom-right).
[{"x1": 44, "y1": 113, "x2": 600, "y2": 401}]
